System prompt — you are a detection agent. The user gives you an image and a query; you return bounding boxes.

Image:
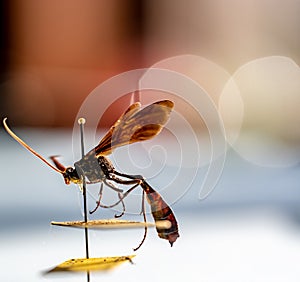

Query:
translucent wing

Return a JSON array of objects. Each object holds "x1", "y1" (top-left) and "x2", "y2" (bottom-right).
[{"x1": 93, "y1": 100, "x2": 174, "y2": 156}]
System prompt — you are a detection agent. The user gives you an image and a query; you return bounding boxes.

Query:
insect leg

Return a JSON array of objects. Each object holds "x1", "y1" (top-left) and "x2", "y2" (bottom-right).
[
  {"x1": 133, "y1": 189, "x2": 148, "y2": 251},
  {"x1": 89, "y1": 182, "x2": 104, "y2": 214},
  {"x1": 113, "y1": 171, "x2": 143, "y2": 181},
  {"x1": 103, "y1": 179, "x2": 123, "y2": 193},
  {"x1": 104, "y1": 179, "x2": 125, "y2": 218},
  {"x1": 93, "y1": 181, "x2": 141, "y2": 210},
  {"x1": 114, "y1": 192, "x2": 126, "y2": 218},
  {"x1": 90, "y1": 178, "x2": 125, "y2": 214},
  {"x1": 108, "y1": 173, "x2": 143, "y2": 185},
  {"x1": 90, "y1": 173, "x2": 142, "y2": 214},
  {"x1": 109, "y1": 171, "x2": 151, "y2": 249}
]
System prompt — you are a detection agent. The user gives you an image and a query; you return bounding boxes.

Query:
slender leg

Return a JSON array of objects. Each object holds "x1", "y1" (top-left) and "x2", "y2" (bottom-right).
[
  {"x1": 94, "y1": 182, "x2": 141, "y2": 209},
  {"x1": 133, "y1": 190, "x2": 148, "y2": 251},
  {"x1": 89, "y1": 182, "x2": 104, "y2": 214},
  {"x1": 90, "y1": 173, "x2": 142, "y2": 213},
  {"x1": 90, "y1": 171, "x2": 151, "y2": 249},
  {"x1": 114, "y1": 192, "x2": 125, "y2": 218},
  {"x1": 108, "y1": 173, "x2": 143, "y2": 186},
  {"x1": 103, "y1": 179, "x2": 123, "y2": 193},
  {"x1": 90, "y1": 179, "x2": 125, "y2": 214},
  {"x1": 93, "y1": 173, "x2": 143, "y2": 210},
  {"x1": 113, "y1": 171, "x2": 143, "y2": 181}
]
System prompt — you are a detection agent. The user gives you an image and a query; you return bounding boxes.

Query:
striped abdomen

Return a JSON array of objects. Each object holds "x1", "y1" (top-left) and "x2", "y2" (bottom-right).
[{"x1": 140, "y1": 180, "x2": 179, "y2": 246}]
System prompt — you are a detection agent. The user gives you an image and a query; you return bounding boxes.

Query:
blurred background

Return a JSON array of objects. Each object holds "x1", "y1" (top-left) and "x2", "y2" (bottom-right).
[
  {"x1": 1, "y1": 1, "x2": 300, "y2": 281},
  {"x1": 1, "y1": 0, "x2": 300, "y2": 127}
]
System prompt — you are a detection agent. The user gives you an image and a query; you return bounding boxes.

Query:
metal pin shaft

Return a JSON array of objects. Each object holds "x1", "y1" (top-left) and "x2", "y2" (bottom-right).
[{"x1": 78, "y1": 118, "x2": 90, "y2": 281}]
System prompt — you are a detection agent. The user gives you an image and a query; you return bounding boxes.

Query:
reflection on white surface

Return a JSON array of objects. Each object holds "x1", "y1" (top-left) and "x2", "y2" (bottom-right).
[
  {"x1": 1, "y1": 211, "x2": 300, "y2": 282},
  {"x1": 1, "y1": 129, "x2": 300, "y2": 281}
]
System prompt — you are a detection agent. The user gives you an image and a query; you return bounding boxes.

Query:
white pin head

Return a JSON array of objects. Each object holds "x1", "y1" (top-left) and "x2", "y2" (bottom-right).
[{"x1": 78, "y1": 117, "x2": 86, "y2": 125}]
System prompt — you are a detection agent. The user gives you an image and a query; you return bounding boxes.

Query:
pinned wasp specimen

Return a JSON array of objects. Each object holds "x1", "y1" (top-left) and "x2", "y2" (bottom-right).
[{"x1": 3, "y1": 100, "x2": 179, "y2": 250}]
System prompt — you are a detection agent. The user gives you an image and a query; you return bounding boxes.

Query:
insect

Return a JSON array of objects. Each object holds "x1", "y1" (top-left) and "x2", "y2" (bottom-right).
[{"x1": 3, "y1": 100, "x2": 179, "y2": 250}]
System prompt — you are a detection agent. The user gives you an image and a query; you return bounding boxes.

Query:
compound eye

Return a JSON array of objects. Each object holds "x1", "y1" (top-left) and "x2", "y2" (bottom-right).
[{"x1": 66, "y1": 167, "x2": 73, "y2": 174}]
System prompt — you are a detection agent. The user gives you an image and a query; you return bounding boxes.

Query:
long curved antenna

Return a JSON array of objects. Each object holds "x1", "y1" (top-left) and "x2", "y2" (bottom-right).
[
  {"x1": 3, "y1": 118, "x2": 64, "y2": 174},
  {"x1": 49, "y1": 156, "x2": 67, "y2": 171}
]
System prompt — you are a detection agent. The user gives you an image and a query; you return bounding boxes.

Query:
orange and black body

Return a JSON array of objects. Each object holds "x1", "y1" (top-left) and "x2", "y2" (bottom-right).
[{"x1": 140, "y1": 180, "x2": 179, "y2": 246}]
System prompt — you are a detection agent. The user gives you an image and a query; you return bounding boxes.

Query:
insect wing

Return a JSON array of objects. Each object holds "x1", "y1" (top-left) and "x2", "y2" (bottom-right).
[
  {"x1": 94, "y1": 100, "x2": 174, "y2": 156},
  {"x1": 94, "y1": 102, "x2": 141, "y2": 156}
]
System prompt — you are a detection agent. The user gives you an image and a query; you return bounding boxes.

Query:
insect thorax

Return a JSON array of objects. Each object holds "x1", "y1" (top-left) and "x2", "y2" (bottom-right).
[{"x1": 74, "y1": 151, "x2": 114, "y2": 183}]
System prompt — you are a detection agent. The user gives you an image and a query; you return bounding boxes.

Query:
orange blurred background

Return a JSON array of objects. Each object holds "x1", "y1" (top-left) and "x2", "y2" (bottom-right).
[{"x1": 1, "y1": 0, "x2": 300, "y2": 127}]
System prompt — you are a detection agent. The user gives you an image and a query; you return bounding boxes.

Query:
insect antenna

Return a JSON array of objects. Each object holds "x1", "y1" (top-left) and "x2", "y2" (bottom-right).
[
  {"x1": 49, "y1": 156, "x2": 67, "y2": 171},
  {"x1": 3, "y1": 118, "x2": 64, "y2": 175}
]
